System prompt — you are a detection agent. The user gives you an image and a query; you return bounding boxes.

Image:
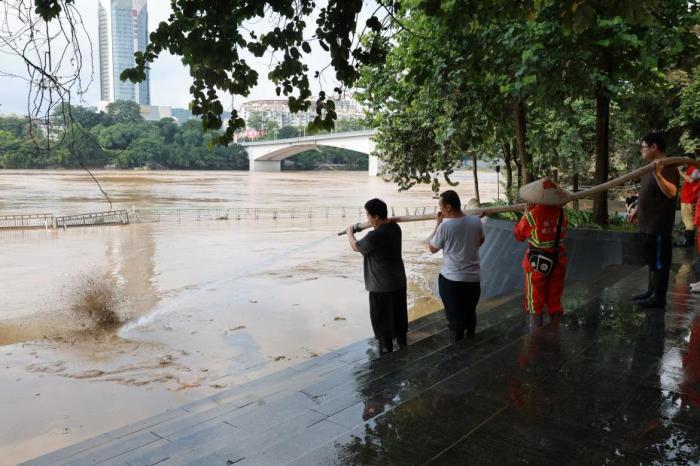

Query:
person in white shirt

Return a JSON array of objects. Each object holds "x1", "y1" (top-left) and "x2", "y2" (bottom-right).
[{"x1": 427, "y1": 190, "x2": 485, "y2": 343}]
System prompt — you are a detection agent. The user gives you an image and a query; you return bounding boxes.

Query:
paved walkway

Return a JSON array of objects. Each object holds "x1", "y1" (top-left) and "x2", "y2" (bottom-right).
[{"x1": 25, "y1": 254, "x2": 700, "y2": 465}]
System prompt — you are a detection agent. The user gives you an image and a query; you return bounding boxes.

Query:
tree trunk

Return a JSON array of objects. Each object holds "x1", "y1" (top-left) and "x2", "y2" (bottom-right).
[
  {"x1": 552, "y1": 148, "x2": 560, "y2": 183},
  {"x1": 471, "y1": 152, "x2": 480, "y2": 204},
  {"x1": 513, "y1": 100, "x2": 533, "y2": 184},
  {"x1": 573, "y1": 155, "x2": 580, "y2": 211},
  {"x1": 501, "y1": 142, "x2": 514, "y2": 204},
  {"x1": 593, "y1": 55, "x2": 612, "y2": 225},
  {"x1": 513, "y1": 137, "x2": 523, "y2": 189}
]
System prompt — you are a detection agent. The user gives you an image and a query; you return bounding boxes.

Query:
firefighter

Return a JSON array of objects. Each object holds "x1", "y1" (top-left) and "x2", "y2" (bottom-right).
[
  {"x1": 514, "y1": 178, "x2": 570, "y2": 330},
  {"x1": 675, "y1": 153, "x2": 698, "y2": 247}
]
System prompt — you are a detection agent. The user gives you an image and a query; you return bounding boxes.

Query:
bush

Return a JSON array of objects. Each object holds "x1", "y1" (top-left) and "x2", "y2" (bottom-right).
[{"x1": 481, "y1": 202, "x2": 637, "y2": 232}]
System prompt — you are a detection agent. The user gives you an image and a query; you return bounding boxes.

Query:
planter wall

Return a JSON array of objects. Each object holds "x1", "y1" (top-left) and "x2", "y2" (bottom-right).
[{"x1": 477, "y1": 218, "x2": 645, "y2": 300}]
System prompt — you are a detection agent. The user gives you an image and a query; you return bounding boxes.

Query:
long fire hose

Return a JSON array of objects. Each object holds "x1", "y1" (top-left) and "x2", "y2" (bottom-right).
[{"x1": 337, "y1": 157, "x2": 700, "y2": 236}]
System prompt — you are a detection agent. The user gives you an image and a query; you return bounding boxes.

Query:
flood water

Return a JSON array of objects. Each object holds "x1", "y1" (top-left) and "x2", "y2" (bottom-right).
[{"x1": 0, "y1": 169, "x2": 499, "y2": 463}]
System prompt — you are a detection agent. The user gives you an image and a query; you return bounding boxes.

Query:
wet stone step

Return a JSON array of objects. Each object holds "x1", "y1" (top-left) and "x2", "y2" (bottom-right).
[
  {"x1": 265, "y1": 269, "x2": 644, "y2": 463},
  {"x1": 113, "y1": 408, "x2": 332, "y2": 465},
  {"x1": 308, "y1": 264, "x2": 688, "y2": 464},
  {"x1": 28, "y1": 263, "x2": 675, "y2": 466},
  {"x1": 292, "y1": 298, "x2": 549, "y2": 416},
  {"x1": 45, "y1": 431, "x2": 163, "y2": 466},
  {"x1": 426, "y1": 404, "x2": 627, "y2": 466},
  {"x1": 286, "y1": 421, "x2": 425, "y2": 466},
  {"x1": 246, "y1": 290, "x2": 562, "y2": 420},
  {"x1": 190, "y1": 270, "x2": 644, "y2": 462},
  {"x1": 280, "y1": 266, "x2": 659, "y2": 465}
]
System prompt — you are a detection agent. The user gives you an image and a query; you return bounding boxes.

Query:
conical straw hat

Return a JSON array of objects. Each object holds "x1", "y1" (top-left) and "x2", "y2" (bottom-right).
[{"x1": 519, "y1": 178, "x2": 570, "y2": 206}]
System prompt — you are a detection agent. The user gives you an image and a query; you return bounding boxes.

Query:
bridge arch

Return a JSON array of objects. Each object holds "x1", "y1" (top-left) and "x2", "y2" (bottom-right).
[{"x1": 241, "y1": 130, "x2": 381, "y2": 176}]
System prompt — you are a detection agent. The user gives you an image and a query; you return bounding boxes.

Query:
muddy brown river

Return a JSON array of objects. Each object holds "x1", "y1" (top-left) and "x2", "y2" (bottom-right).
[{"x1": 0, "y1": 169, "x2": 499, "y2": 463}]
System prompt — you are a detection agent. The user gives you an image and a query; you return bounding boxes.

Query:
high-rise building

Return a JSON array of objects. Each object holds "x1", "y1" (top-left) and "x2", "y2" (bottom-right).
[{"x1": 98, "y1": 0, "x2": 149, "y2": 105}]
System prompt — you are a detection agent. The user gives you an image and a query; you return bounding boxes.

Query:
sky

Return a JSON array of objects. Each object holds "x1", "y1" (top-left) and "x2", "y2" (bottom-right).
[{"x1": 0, "y1": 0, "x2": 361, "y2": 115}]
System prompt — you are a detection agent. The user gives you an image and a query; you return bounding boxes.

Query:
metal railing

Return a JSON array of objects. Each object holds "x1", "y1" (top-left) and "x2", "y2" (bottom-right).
[
  {"x1": 56, "y1": 210, "x2": 129, "y2": 228},
  {"x1": 0, "y1": 213, "x2": 54, "y2": 230},
  {"x1": 128, "y1": 205, "x2": 438, "y2": 223},
  {"x1": 1, "y1": 191, "x2": 635, "y2": 231},
  {"x1": 0, "y1": 206, "x2": 441, "y2": 230}
]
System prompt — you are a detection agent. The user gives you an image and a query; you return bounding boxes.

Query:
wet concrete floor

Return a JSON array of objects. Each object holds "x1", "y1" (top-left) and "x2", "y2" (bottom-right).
[{"x1": 25, "y1": 249, "x2": 700, "y2": 465}]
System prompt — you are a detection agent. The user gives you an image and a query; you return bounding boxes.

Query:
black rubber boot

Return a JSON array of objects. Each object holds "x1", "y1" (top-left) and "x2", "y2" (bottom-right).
[
  {"x1": 638, "y1": 271, "x2": 667, "y2": 308},
  {"x1": 638, "y1": 295, "x2": 666, "y2": 308},
  {"x1": 379, "y1": 338, "x2": 393, "y2": 355},
  {"x1": 449, "y1": 329, "x2": 464, "y2": 344},
  {"x1": 632, "y1": 270, "x2": 654, "y2": 302},
  {"x1": 396, "y1": 334, "x2": 408, "y2": 349}
]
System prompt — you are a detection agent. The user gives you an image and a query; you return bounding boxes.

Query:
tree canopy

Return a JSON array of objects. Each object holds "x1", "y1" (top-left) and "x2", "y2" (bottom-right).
[
  {"x1": 25, "y1": 1, "x2": 700, "y2": 223},
  {"x1": 357, "y1": 0, "x2": 698, "y2": 221},
  {"x1": 0, "y1": 104, "x2": 370, "y2": 171}
]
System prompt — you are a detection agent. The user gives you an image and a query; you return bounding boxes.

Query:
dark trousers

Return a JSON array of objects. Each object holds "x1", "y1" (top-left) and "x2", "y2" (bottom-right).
[
  {"x1": 438, "y1": 274, "x2": 481, "y2": 339},
  {"x1": 369, "y1": 288, "x2": 408, "y2": 351},
  {"x1": 642, "y1": 233, "x2": 672, "y2": 303}
]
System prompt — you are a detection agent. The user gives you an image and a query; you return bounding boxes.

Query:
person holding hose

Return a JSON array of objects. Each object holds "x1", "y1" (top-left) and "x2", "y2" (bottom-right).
[
  {"x1": 514, "y1": 179, "x2": 569, "y2": 330},
  {"x1": 427, "y1": 190, "x2": 485, "y2": 343},
  {"x1": 346, "y1": 198, "x2": 408, "y2": 354},
  {"x1": 629, "y1": 133, "x2": 679, "y2": 308}
]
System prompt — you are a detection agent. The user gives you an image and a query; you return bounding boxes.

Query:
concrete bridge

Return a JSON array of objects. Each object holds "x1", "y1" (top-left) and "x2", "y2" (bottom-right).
[{"x1": 241, "y1": 129, "x2": 381, "y2": 175}]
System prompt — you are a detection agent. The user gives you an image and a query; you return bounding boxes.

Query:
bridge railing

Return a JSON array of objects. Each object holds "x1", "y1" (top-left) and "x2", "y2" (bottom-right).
[{"x1": 239, "y1": 128, "x2": 375, "y2": 145}]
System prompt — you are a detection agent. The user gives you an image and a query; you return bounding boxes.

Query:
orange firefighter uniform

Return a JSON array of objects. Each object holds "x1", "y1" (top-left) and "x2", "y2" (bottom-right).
[{"x1": 514, "y1": 204, "x2": 568, "y2": 316}]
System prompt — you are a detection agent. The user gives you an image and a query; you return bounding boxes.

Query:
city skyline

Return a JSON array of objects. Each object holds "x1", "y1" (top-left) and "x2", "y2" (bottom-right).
[{"x1": 0, "y1": 1, "x2": 356, "y2": 117}]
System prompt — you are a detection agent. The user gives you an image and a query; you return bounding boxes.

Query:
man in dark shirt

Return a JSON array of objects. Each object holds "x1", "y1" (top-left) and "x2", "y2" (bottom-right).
[
  {"x1": 630, "y1": 133, "x2": 679, "y2": 308},
  {"x1": 346, "y1": 198, "x2": 408, "y2": 354}
]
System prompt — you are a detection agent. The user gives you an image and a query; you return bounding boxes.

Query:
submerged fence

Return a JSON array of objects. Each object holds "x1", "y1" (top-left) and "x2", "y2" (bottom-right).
[
  {"x1": 0, "y1": 213, "x2": 54, "y2": 230},
  {"x1": 1, "y1": 184, "x2": 634, "y2": 232},
  {"x1": 128, "y1": 205, "x2": 439, "y2": 223},
  {"x1": 56, "y1": 210, "x2": 129, "y2": 228},
  {"x1": 0, "y1": 206, "x2": 437, "y2": 230}
]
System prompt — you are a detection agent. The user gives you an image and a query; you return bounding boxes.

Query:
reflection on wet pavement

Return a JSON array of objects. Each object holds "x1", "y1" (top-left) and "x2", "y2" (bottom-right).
[{"x1": 28, "y1": 251, "x2": 700, "y2": 465}]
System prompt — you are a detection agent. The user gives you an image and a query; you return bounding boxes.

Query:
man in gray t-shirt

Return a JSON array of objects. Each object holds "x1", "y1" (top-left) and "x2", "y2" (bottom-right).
[
  {"x1": 431, "y1": 215, "x2": 483, "y2": 282},
  {"x1": 428, "y1": 190, "x2": 484, "y2": 343}
]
